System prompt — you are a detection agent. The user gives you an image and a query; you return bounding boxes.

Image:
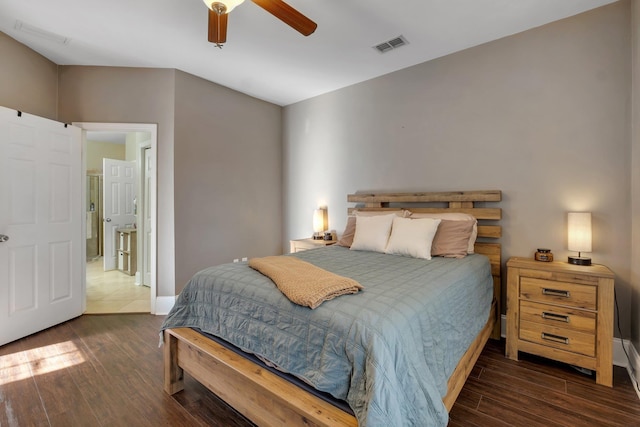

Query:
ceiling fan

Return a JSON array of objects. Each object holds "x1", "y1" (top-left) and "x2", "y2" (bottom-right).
[{"x1": 202, "y1": 0, "x2": 317, "y2": 47}]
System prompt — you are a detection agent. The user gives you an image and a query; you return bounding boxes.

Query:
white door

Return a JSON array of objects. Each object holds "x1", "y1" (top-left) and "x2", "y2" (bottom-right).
[
  {"x1": 0, "y1": 107, "x2": 82, "y2": 346},
  {"x1": 102, "y1": 159, "x2": 136, "y2": 271},
  {"x1": 143, "y1": 147, "x2": 152, "y2": 286}
]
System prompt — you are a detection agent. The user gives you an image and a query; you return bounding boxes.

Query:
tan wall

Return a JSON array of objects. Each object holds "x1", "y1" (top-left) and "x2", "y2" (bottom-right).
[
  {"x1": 0, "y1": 32, "x2": 58, "y2": 120},
  {"x1": 86, "y1": 140, "x2": 126, "y2": 173},
  {"x1": 58, "y1": 66, "x2": 283, "y2": 296},
  {"x1": 631, "y1": 0, "x2": 640, "y2": 356},
  {"x1": 283, "y1": 2, "x2": 634, "y2": 337},
  {"x1": 173, "y1": 70, "x2": 282, "y2": 292},
  {"x1": 57, "y1": 66, "x2": 178, "y2": 297}
]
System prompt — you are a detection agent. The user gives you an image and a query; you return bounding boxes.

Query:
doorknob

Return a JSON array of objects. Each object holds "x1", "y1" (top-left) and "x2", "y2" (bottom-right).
[
  {"x1": 0, "y1": 234, "x2": 8, "y2": 243},
  {"x1": 104, "y1": 218, "x2": 112, "y2": 222}
]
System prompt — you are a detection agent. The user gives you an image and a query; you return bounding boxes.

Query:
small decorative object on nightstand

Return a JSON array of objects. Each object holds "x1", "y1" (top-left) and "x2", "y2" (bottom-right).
[
  {"x1": 290, "y1": 238, "x2": 335, "y2": 253},
  {"x1": 506, "y1": 256, "x2": 614, "y2": 387},
  {"x1": 534, "y1": 248, "x2": 553, "y2": 262}
]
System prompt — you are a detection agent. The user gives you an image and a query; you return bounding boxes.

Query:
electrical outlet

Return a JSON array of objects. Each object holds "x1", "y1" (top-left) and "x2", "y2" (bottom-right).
[
  {"x1": 241, "y1": 257, "x2": 248, "y2": 262},
  {"x1": 233, "y1": 258, "x2": 239, "y2": 263}
]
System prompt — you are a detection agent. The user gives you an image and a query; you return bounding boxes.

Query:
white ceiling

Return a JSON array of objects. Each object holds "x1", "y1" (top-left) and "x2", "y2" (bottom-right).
[
  {"x1": 0, "y1": 0, "x2": 617, "y2": 106},
  {"x1": 86, "y1": 131, "x2": 127, "y2": 144}
]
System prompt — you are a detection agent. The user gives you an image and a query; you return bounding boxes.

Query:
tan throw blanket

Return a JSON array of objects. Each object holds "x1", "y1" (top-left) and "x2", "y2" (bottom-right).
[{"x1": 249, "y1": 256, "x2": 364, "y2": 309}]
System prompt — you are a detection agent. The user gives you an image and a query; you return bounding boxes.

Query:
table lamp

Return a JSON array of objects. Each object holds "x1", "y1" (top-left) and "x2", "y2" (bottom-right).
[
  {"x1": 567, "y1": 212, "x2": 592, "y2": 266},
  {"x1": 313, "y1": 208, "x2": 327, "y2": 240}
]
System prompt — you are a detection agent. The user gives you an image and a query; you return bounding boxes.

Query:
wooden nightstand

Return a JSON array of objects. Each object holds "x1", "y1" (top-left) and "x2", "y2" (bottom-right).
[
  {"x1": 505, "y1": 257, "x2": 614, "y2": 387},
  {"x1": 289, "y1": 238, "x2": 336, "y2": 253}
]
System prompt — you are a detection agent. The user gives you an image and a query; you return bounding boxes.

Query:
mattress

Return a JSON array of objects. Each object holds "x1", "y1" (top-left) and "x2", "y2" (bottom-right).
[{"x1": 161, "y1": 246, "x2": 493, "y2": 426}]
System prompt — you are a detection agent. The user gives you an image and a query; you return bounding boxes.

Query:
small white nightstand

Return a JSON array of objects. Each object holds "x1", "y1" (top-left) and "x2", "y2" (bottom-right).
[
  {"x1": 116, "y1": 228, "x2": 137, "y2": 276},
  {"x1": 289, "y1": 238, "x2": 336, "y2": 253}
]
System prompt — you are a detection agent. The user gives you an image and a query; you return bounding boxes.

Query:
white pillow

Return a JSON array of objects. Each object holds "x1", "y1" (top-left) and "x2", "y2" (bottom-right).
[
  {"x1": 385, "y1": 217, "x2": 442, "y2": 259},
  {"x1": 407, "y1": 212, "x2": 477, "y2": 253},
  {"x1": 350, "y1": 214, "x2": 396, "y2": 253}
]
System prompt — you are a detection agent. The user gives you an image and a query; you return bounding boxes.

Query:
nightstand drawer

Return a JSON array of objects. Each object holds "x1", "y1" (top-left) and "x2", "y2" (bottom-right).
[
  {"x1": 520, "y1": 277, "x2": 596, "y2": 310},
  {"x1": 519, "y1": 320, "x2": 595, "y2": 357},
  {"x1": 520, "y1": 301, "x2": 596, "y2": 334}
]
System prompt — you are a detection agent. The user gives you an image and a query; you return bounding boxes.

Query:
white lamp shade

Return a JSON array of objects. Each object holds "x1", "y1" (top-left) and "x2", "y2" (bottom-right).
[
  {"x1": 202, "y1": 0, "x2": 245, "y2": 13},
  {"x1": 313, "y1": 208, "x2": 326, "y2": 233},
  {"x1": 568, "y1": 212, "x2": 592, "y2": 253}
]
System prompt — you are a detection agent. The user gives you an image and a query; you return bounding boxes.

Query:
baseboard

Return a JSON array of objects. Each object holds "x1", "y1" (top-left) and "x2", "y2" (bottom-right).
[
  {"x1": 613, "y1": 338, "x2": 639, "y2": 369},
  {"x1": 622, "y1": 339, "x2": 640, "y2": 400},
  {"x1": 634, "y1": 345, "x2": 640, "y2": 400},
  {"x1": 613, "y1": 337, "x2": 631, "y2": 367},
  {"x1": 154, "y1": 296, "x2": 177, "y2": 315}
]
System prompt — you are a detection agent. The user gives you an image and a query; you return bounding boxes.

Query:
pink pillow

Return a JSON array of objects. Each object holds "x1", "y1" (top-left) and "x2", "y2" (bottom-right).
[
  {"x1": 336, "y1": 216, "x2": 356, "y2": 247},
  {"x1": 408, "y1": 212, "x2": 477, "y2": 253},
  {"x1": 431, "y1": 220, "x2": 475, "y2": 258}
]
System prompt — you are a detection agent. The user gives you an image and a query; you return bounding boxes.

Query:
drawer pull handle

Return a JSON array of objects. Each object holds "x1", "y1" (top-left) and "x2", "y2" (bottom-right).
[
  {"x1": 541, "y1": 332, "x2": 569, "y2": 345},
  {"x1": 541, "y1": 312, "x2": 570, "y2": 323},
  {"x1": 542, "y1": 288, "x2": 570, "y2": 298}
]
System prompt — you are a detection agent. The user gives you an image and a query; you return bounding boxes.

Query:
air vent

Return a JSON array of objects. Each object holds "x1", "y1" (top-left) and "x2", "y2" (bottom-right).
[
  {"x1": 373, "y1": 35, "x2": 408, "y2": 54},
  {"x1": 14, "y1": 21, "x2": 71, "y2": 45}
]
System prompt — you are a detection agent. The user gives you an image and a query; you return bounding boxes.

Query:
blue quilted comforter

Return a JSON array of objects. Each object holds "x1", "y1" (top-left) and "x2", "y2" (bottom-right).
[{"x1": 161, "y1": 246, "x2": 493, "y2": 426}]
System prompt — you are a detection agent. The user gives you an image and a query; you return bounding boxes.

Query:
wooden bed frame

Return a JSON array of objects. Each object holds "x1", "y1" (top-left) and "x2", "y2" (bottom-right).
[{"x1": 164, "y1": 190, "x2": 502, "y2": 426}]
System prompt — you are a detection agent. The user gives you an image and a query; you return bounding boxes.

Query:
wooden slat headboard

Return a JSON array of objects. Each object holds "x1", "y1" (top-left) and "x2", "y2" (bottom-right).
[{"x1": 347, "y1": 190, "x2": 502, "y2": 339}]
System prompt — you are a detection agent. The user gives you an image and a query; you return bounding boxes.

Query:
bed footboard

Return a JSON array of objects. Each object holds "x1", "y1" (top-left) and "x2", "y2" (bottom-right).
[
  {"x1": 163, "y1": 327, "x2": 358, "y2": 427},
  {"x1": 163, "y1": 329, "x2": 185, "y2": 395}
]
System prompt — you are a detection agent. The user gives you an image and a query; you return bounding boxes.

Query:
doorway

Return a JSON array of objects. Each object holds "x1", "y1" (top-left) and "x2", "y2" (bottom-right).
[{"x1": 75, "y1": 122, "x2": 158, "y2": 314}]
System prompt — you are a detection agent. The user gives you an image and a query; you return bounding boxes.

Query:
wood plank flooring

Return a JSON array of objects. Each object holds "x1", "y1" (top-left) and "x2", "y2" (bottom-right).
[{"x1": 1, "y1": 314, "x2": 638, "y2": 426}]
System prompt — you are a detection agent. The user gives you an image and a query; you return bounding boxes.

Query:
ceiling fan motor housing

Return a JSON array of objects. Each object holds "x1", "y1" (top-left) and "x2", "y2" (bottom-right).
[
  {"x1": 204, "y1": 0, "x2": 246, "y2": 14},
  {"x1": 211, "y1": 2, "x2": 227, "y2": 15}
]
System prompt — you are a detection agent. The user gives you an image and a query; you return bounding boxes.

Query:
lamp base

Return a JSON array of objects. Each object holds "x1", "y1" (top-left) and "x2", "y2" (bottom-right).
[
  {"x1": 568, "y1": 256, "x2": 591, "y2": 266},
  {"x1": 312, "y1": 233, "x2": 324, "y2": 240}
]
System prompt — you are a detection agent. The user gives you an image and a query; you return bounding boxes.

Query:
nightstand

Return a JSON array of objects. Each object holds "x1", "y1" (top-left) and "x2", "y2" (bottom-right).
[
  {"x1": 116, "y1": 228, "x2": 137, "y2": 276},
  {"x1": 505, "y1": 257, "x2": 614, "y2": 387},
  {"x1": 289, "y1": 238, "x2": 336, "y2": 253}
]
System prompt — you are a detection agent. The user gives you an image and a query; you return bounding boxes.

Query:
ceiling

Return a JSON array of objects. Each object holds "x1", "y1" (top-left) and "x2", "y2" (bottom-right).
[
  {"x1": 0, "y1": 0, "x2": 617, "y2": 106},
  {"x1": 86, "y1": 131, "x2": 127, "y2": 144}
]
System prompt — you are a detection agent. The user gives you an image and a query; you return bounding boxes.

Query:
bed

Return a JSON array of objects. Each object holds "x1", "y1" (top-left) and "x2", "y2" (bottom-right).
[{"x1": 162, "y1": 190, "x2": 502, "y2": 426}]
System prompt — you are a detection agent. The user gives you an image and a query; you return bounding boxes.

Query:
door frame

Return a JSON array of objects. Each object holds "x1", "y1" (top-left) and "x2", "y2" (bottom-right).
[
  {"x1": 74, "y1": 122, "x2": 158, "y2": 314},
  {"x1": 142, "y1": 146, "x2": 152, "y2": 287}
]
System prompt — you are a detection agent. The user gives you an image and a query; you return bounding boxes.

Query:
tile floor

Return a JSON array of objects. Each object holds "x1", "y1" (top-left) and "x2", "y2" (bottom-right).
[{"x1": 85, "y1": 258, "x2": 150, "y2": 314}]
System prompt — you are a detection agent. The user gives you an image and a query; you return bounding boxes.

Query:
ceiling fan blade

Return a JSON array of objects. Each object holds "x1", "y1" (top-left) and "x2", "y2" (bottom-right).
[
  {"x1": 208, "y1": 9, "x2": 228, "y2": 44},
  {"x1": 251, "y1": 0, "x2": 317, "y2": 36}
]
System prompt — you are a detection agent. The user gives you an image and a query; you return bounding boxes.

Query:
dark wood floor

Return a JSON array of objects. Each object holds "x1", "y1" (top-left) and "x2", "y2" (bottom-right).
[{"x1": 1, "y1": 314, "x2": 639, "y2": 426}]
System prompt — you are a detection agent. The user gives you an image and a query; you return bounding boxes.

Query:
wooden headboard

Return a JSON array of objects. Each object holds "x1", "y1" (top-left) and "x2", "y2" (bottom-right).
[{"x1": 347, "y1": 190, "x2": 502, "y2": 339}]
